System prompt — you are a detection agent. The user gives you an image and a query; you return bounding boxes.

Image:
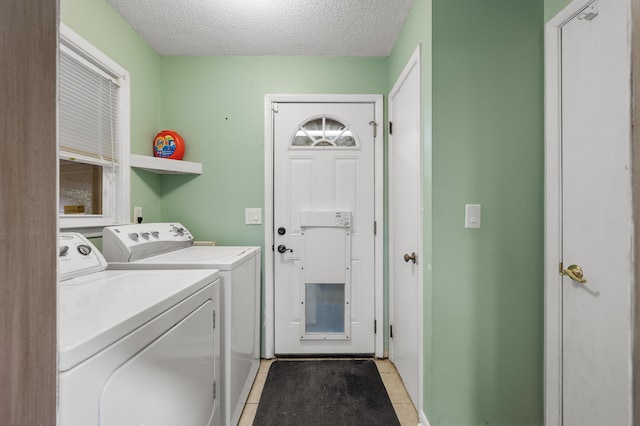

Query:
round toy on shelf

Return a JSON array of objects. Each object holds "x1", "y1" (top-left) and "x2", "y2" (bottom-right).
[{"x1": 153, "y1": 130, "x2": 185, "y2": 160}]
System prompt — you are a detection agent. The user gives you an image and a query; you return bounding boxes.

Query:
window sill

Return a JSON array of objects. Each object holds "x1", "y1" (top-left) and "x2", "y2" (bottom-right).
[{"x1": 130, "y1": 154, "x2": 202, "y2": 175}]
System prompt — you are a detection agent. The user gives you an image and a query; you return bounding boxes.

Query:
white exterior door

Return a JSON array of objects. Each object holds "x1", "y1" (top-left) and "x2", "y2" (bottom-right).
[
  {"x1": 556, "y1": 1, "x2": 632, "y2": 424},
  {"x1": 389, "y1": 48, "x2": 421, "y2": 407},
  {"x1": 272, "y1": 102, "x2": 377, "y2": 355}
]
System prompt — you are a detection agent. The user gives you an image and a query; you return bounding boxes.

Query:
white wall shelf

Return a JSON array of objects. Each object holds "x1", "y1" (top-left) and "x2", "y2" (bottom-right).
[{"x1": 130, "y1": 154, "x2": 202, "y2": 175}]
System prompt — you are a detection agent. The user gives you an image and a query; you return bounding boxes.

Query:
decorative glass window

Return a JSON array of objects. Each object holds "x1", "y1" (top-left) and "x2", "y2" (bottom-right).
[{"x1": 291, "y1": 116, "x2": 358, "y2": 148}]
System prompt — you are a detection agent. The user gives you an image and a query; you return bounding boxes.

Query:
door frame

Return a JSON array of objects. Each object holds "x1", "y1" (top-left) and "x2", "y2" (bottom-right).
[
  {"x1": 544, "y1": 1, "x2": 631, "y2": 423},
  {"x1": 263, "y1": 94, "x2": 384, "y2": 359},
  {"x1": 388, "y1": 45, "x2": 423, "y2": 409}
]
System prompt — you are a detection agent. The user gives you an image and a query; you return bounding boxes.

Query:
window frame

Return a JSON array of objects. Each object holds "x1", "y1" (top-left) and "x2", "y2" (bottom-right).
[{"x1": 58, "y1": 24, "x2": 130, "y2": 237}]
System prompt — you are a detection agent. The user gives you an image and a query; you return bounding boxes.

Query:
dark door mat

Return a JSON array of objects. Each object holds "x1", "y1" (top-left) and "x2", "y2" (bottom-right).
[{"x1": 253, "y1": 359, "x2": 400, "y2": 426}]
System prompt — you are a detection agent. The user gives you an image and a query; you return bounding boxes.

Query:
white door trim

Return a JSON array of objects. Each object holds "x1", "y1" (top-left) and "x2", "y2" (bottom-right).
[
  {"x1": 544, "y1": 1, "x2": 597, "y2": 424},
  {"x1": 264, "y1": 94, "x2": 384, "y2": 358},
  {"x1": 388, "y1": 45, "x2": 424, "y2": 417}
]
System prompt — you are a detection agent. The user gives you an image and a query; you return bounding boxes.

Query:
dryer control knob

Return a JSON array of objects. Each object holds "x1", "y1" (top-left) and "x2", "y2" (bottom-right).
[
  {"x1": 128, "y1": 233, "x2": 139, "y2": 242},
  {"x1": 77, "y1": 244, "x2": 92, "y2": 256}
]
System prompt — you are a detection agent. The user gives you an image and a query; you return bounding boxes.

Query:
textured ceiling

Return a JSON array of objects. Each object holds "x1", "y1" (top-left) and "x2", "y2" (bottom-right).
[{"x1": 105, "y1": 0, "x2": 414, "y2": 56}]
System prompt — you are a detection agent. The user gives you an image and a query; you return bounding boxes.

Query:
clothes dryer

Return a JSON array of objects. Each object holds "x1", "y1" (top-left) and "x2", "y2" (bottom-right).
[
  {"x1": 102, "y1": 223, "x2": 261, "y2": 426},
  {"x1": 58, "y1": 233, "x2": 220, "y2": 426}
]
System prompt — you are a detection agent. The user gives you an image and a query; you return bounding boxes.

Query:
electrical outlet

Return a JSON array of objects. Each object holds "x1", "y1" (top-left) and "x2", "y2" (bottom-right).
[{"x1": 134, "y1": 206, "x2": 142, "y2": 222}]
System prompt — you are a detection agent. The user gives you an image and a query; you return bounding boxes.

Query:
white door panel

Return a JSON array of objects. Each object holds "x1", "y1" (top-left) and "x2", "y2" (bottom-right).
[
  {"x1": 273, "y1": 102, "x2": 376, "y2": 355},
  {"x1": 560, "y1": 1, "x2": 632, "y2": 424},
  {"x1": 389, "y1": 49, "x2": 422, "y2": 407}
]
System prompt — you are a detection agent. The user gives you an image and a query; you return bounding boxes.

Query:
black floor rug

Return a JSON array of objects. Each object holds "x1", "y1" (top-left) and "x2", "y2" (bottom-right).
[{"x1": 253, "y1": 359, "x2": 400, "y2": 426}]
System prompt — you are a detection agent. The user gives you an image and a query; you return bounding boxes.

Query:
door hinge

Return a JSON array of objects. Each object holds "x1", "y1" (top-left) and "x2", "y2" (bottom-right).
[
  {"x1": 369, "y1": 120, "x2": 378, "y2": 138},
  {"x1": 389, "y1": 121, "x2": 393, "y2": 135},
  {"x1": 374, "y1": 320, "x2": 377, "y2": 334},
  {"x1": 374, "y1": 221, "x2": 377, "y2": 235},
  {"x1": 213, "y1": 381, "x2": 217, "y2": 399},
  {"x1": 272, "y1": 102, "x2": 279, "y2": 113},
  {"x1": 390, "y1": 324, "x2": 393, "y2": 338},
  {"x1": 213, "y1": 311, "x2": 216, "y2": 329},
  {"x1": 577, "y1": 2, "x2": 598, "y2": 21}
]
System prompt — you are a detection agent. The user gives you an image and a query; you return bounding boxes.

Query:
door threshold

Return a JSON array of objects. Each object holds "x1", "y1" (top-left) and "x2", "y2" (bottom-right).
[{"x1": 273, "y1": 353, "x2": 375, "y2": 359}]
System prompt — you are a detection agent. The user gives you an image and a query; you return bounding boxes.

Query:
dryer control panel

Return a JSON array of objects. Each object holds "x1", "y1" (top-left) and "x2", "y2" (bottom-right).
[
  {"x1": 59, "y1": 233, "x2": 108, "y2": 281},
  {"x1": 102, "y1": 223, "x2": 194, "y2": 262}
]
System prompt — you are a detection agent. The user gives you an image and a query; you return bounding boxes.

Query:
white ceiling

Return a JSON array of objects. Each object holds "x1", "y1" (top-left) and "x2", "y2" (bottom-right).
[{"x1": 105, "y1": 0, "x2": 414, "y2": 56}]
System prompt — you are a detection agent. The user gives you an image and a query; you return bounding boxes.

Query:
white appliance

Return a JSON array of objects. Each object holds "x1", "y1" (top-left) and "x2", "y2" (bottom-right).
[
  {"x1": 102, "y1": 223, "x2": 261, "y2": 426},
  {"x1": 58, "y1": 233, "x2": 221, "y2": 426}
]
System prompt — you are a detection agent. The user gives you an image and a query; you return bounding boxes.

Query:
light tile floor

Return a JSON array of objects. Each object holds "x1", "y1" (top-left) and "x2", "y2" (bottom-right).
[{"x1": 238, "y1": 358, "x2": 418, "y2": 426}]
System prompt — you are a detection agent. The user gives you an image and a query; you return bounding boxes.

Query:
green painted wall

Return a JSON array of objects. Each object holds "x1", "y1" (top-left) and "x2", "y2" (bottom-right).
[
  {"x1": 61, "y1": 0, "x2": 164, "y2": 223},
  {"x1": 390, "y1": 1, "x2": 545, "y2": 423},
  {"x1": 159, "y1": 56, "x2": 387, "y2": 239},
  {"x1": 387, "y1": 0, "x2": 434, "y2": 417},
  {"x1": 545, "y1": 0, "x2": 573, "y2": 22},
  {"x1": 429, "y1": 0, "x2": 544, "y2": 424}
]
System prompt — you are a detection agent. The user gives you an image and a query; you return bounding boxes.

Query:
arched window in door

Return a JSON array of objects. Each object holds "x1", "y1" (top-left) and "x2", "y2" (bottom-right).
[{"x1": 291, "y1": 116, "x2": 358, "y2": 148}]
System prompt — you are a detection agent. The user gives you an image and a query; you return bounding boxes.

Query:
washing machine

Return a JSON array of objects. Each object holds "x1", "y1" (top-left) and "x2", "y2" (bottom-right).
[
  {"x1": 58, "y1": 233, "x2": 221, "y2": 426},
  {"x1": 102, "y1": 223, "x2": 261, "y2": 426}
]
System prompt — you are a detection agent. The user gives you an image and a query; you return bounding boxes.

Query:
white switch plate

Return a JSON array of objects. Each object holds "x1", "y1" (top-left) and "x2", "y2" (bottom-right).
[
  {"x1": 465, "y1": 204, "x2": 481, "y2": 228},
  {"x1": 245, "y1": 208, "x2": 262, "y2": 225}
]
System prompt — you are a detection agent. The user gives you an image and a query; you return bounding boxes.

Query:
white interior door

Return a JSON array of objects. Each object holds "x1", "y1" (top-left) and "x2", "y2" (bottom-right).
[
  {"x1": 273, "y1": 102, "x2": 377, "y2": 355},
  {"x1": 560, "y1": 1, "x2": 632, "y2": 424},
  {"x1": 389, "y1": 47, "x2": 421, "y2": 407}
]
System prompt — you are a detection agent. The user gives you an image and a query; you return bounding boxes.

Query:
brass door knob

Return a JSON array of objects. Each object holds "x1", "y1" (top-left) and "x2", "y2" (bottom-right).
[
  {"x1": 560, "y1": 263, "x2": 587, "y2": 283},
  {"x1": 403, "y1": 252, "x2": 417, "y2": 264}
]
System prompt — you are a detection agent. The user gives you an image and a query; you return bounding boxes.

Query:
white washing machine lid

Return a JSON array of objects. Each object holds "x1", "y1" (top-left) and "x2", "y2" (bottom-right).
[
  {"x1": 108, "y1": 246, "x2": 261, "y2": 271},
  {"x1": 59, "y1": 268, "x2": 219, "y2": 372}
]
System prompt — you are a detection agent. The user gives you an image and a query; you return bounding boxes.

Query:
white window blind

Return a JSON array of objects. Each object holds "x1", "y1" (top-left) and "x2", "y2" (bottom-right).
[{"x1": 59, "y1": 48, "x2": 120, "y2": 163}]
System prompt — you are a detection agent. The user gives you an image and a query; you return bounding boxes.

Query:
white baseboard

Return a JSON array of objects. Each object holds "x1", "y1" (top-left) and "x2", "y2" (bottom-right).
[{"x1": 419, "y1": 409, "x2": 430, "y2": 426}]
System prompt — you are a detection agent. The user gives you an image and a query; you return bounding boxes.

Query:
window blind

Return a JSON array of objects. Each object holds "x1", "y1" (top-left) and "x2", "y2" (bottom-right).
[{"x1": 59, "y1": 48, "x2": 120, "y2": 163}]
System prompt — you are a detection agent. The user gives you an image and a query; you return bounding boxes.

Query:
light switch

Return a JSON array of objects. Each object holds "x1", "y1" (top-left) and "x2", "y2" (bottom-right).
[
  {"x1": 465, "y1": 204, "x2": 481, "y2": 228},
  {"x1": 245, "y1": 208, "x2": 262, "y2": 225}
]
